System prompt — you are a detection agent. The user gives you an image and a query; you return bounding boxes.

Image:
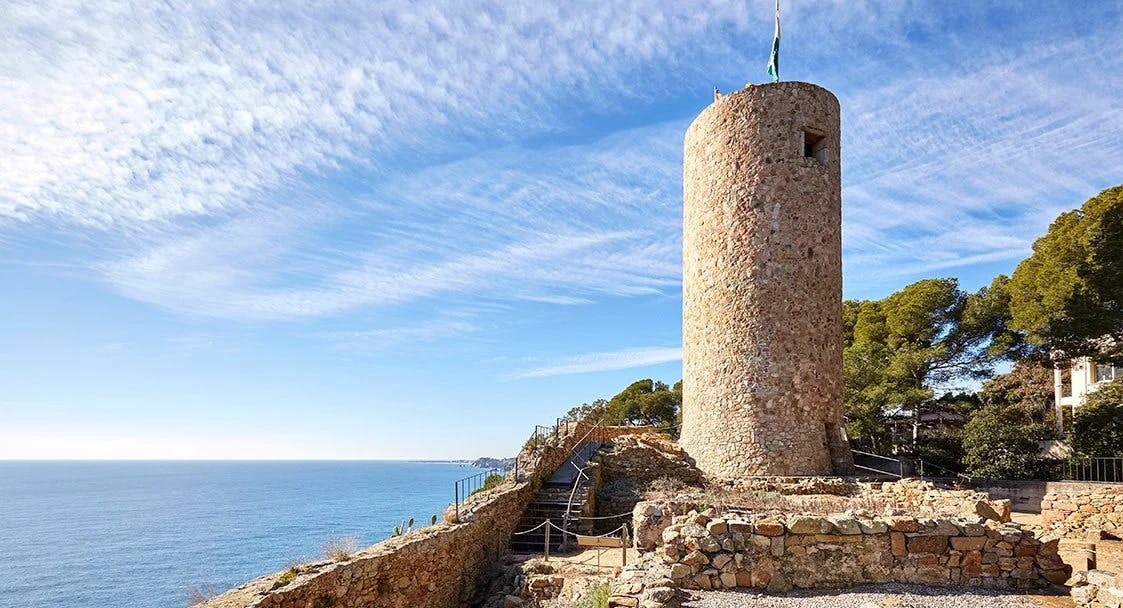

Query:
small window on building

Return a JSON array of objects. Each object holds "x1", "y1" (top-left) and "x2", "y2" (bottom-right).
[
  {"x1": 802, "y1": 130, "x2": 827, "y2": 163},
  {"x1": 1094, "y1": 362, "x2": 1120, "y2": 383}
]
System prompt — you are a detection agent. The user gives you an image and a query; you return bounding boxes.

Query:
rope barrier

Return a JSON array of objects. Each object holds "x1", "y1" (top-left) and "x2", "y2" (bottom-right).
[
  {"x1": 511, "y1": 518, "x2": 629, "y2": 538},
  {"x1": 571, "y1": 511, "x2": 634, "y2": 521},
  {"x1": 510, "y1": 520, "x2": 552, "y2": 536},
  {"x1": 546, "y1": 520, "x2": 628, "y2": 538}
]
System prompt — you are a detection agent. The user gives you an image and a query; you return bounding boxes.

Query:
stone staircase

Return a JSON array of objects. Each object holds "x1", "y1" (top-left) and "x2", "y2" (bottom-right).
[{"x1": 510, "y1": 442, "x2": 602, "y2": 553}]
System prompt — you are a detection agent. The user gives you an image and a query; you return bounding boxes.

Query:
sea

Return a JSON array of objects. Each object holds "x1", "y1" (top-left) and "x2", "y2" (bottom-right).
[{"x1": 0, "y1": 460, "x2": 485, "y2": 608}]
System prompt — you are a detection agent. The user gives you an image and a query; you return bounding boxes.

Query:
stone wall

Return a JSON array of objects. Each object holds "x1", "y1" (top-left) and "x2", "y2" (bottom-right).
[
  {"x1": 862, "y1": 479, "x2": 1012, "y2": 522},
  {"x1": 1042, "y1": 482, "x2": 1123, "y2": 537},
  {"x1": 613, "y1": 501, "x2": 1071, "y2": 608},
  {"x1": 680, "y1": 81, "x2": 851, "y2": 478},
  {"x1": 1070, "y1": 570, "x2": 1123, "y2": 607},
  {"x1": 198, "y1": 421, "x2": 597, "y2": 608}
]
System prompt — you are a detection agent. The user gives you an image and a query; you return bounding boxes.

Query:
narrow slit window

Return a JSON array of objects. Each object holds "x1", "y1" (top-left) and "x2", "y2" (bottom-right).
[{"x1": 803, "y1": 130, "x2": 827, "y2": 163}]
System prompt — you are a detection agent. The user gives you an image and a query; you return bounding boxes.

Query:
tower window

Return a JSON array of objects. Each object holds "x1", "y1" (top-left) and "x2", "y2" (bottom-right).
[{"x1": 803, "y1": 130, "x2": 827, "y2": 163}]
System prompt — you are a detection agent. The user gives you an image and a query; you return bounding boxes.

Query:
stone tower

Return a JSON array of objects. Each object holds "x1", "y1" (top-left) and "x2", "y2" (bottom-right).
[{"x1": 680, "y1": 81, "x2": 853, "y2": 479}]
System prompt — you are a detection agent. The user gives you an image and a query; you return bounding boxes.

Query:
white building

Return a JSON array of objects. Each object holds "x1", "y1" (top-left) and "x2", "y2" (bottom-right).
[{"x1": 1054, "y1": 357, "x2": 1123, "y2": 430}]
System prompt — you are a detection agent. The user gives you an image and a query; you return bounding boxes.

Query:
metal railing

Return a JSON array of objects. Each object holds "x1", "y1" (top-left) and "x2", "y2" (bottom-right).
[
  {"x1": 451, "y1": 414, "x2": 603, "y2": 520},
  {"x1": 559, "y1": 417, "x2": 608, "y2": 548},
  {"x1": 916, "y1": 459, "x2": 973, "y2": 483},
  {"x1": 1063, "y1": 456, "x2": 1123, "y2": 482},
  {"x1": 453, "y1": 469, "x2": 501, "y2": 519},
  {"x1": 851, "y1": 449, "x2": 904, "y2": 478}
]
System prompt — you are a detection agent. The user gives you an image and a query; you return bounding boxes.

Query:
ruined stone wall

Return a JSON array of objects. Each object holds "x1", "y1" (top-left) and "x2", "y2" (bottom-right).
[
  {"x1": 612, "y1": 502, "x2": 1071, "y2": 608},
  {"x1": 862, "y1": 479, "x2": 1012, "y2": 522},
  {"x1": 198, "y1": 422, "x2": 596, "y2": 608},
  {"x1": 1070, "y1": 570, "x2": 1123, "y2": 607},
  {"x1": 1042, "y1": 482, "x2": 1123, "y2": 537},
  {"x1": 680, "y1": 81, "x2": 850, "y2": 478}
]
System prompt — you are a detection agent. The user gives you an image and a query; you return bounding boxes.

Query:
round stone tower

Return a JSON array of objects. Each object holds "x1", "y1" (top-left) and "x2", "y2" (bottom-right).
[{"x1": 680, "y1": 81, "x2": 852, "y2": 479}]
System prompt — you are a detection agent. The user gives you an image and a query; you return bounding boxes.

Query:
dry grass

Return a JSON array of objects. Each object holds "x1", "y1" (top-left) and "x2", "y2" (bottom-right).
[
  {"x1": 322, "y1": 536, "x2": 360, "y2": 561},
  {"x1": 277, "y1": 563, "x2": 306, "y2": 585}
]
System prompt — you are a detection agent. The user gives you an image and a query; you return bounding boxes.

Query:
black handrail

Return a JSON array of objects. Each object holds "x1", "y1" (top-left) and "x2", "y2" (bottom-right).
[{"x1": 453, "y1": 468, "x2": 501, "y2": 520}]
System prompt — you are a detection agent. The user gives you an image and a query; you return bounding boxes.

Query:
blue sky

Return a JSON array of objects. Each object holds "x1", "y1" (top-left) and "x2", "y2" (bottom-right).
[{"x1": 2, "y1": 0, "x2": 1122, "y2": 459}]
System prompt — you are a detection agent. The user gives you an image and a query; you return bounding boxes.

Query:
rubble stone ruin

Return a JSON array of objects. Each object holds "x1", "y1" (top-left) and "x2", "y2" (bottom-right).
[{"x1": 680, "y1": 81, "x2": 854, "y2": 479}]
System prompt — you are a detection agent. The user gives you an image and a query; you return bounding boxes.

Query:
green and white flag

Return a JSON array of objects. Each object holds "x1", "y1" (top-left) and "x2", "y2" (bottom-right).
[{"x1": 766, "y1": 0, "x2": 780, "y2": 82}]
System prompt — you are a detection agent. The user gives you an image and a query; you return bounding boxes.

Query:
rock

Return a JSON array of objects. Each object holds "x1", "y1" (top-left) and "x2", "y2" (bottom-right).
[
  {"x1": 682, "y1": 550, "x2": 709, "y2": 566},
  {"x1": 503, "y1": 595, "x2": 524, "y2": 608},
  {"x1": 858, "y1": 519, "x2": 888, "y2": 534},
  {"x1": 698, "y1": 536, "x2": 722, "y2": 553},
  {"x1": 645, "y1": 586, "x2": 676, "y2": 603},
  {"x1": 907, "y1": 535, "x2": 948, "y2": 554},
  {"x1": 827, "y1": 515, "x2": 862, "y2": 535},
  {"x1": 669, "y1": 563, "x2": 691, "y2": 580},
  {"x1": 950, "y1": 536, "x2": 986, "y2": 551},
  {"x1": 754, "y1": 519, "x2": 785, "y2": 537},
  {"x1": 661, "y1": 528, "x2": 682, "y2": 545},
  {"x1": 974, "y1": 500, "x2": 1005, "y2": 523},
  {"x1": 719, "y1": 572, "x2": 738, "y2": 589},
  {"x1": 766, "y1": 573, "x2": 792, "y2": 593},
  {"x1": 888, "y1": 516, "x2": 919, "y2": 532},
  {"x1": 787, "y1": 516, "x2": 828, "y2": 535},
  {"x1": 707, "y1": 519, "x2": 729, "y2": 536}
]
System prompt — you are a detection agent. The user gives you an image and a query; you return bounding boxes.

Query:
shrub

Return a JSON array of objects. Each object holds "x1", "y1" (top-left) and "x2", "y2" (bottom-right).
[
  {"x1": 1073, "y1": 379, "x2": 1123, "y2": 456},
  {"x1": 469, "y1": 473, "x2": 505, "y2": 497},
  {"x1": 277, "y1": 564, "x2": 304, "y2": 585},
  {"x1": 961, "y1": 404, "x2": 1053, "y2": 479},
  {"x1": 322, "y1": 537, "x2": 359, "y2": 561},
  {"x1": 568, "y1": 582, "x2": 611, "y2": 608}
]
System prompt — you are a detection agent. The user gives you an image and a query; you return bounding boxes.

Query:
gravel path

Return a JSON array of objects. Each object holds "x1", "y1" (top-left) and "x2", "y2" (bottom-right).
[{"x1": 680, "y1": 584, "x2": 1072, "y2": 608}]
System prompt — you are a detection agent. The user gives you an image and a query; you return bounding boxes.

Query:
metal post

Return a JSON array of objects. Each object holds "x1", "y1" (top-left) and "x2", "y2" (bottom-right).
[
  {"x1": 454, "y1": 482, "x2": 459, "y2": 520},
  {"x1": 544, "y1": 520, "x2": 550, "y2": 561}
]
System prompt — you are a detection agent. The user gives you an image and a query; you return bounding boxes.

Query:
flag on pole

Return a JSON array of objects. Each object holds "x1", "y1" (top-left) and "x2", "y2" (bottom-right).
[{"x1": 766, "y1": 0, "x2": 780, "y2": 82}]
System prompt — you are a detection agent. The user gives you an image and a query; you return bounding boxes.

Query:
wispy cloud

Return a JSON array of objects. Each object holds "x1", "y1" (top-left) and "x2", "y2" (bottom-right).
[
  {"x1": 513, "y1": 346, "x2": 682, "y2": 379},
  {"x1": 97, "y1": 121, "x2": 684, "y2": 320},
  {"x1": 839, "y1": 34, "x2": 1123, "y2": 293},
  {"x1": 322, "y1": 319, "x2": 479, "y2": 352},
  {"x1": 0, "y1": 0, "x2": 752, "y2": 228}
]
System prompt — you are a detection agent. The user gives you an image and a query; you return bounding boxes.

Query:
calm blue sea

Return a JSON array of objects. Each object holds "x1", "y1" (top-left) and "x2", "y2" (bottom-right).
[{"x1": 0, "y1": 461, "x2": 483, "y2": 608}]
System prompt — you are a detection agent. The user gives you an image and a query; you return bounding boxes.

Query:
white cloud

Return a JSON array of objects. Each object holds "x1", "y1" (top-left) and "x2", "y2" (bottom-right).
[
  {"x1": 513, "y1": 346, "x2": 682, "y2": 378},
  {"x1": 0, "y1": 0, "x2": 752, "y2": 228},
  {"x1": 839, "y1": 35, "x2": 1123, "y2": 293},
  {"x1": 98, "y1": 121, "x2": 684, "y2": 319}
]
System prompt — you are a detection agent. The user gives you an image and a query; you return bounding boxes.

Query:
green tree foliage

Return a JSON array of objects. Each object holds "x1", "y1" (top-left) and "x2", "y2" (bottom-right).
[
  {"x1": 1072, "y1": 379, "x2": 1123, "y2": 456},
  {"x1": 1009, "y1": 185, "x2": 1123, "y2": 361},
  {"x1": 564, "y1": 399, "x2": 608, "y2": 421},
  {"x1": 604, "y1": 379, "x2": 681, "y2": 427},
  {"x1": 961, "y1": 403, "x2": 1053, "y2": 479},
  {"x1": 842, "y1": 278, "x2": 1018, "y2": 450},
  {"x1": 979, "y1": 360, "x2": 1059, "y2": 433},
  {"x1": 913, "y1": 392, "x2": 981, "y2": 473}
]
